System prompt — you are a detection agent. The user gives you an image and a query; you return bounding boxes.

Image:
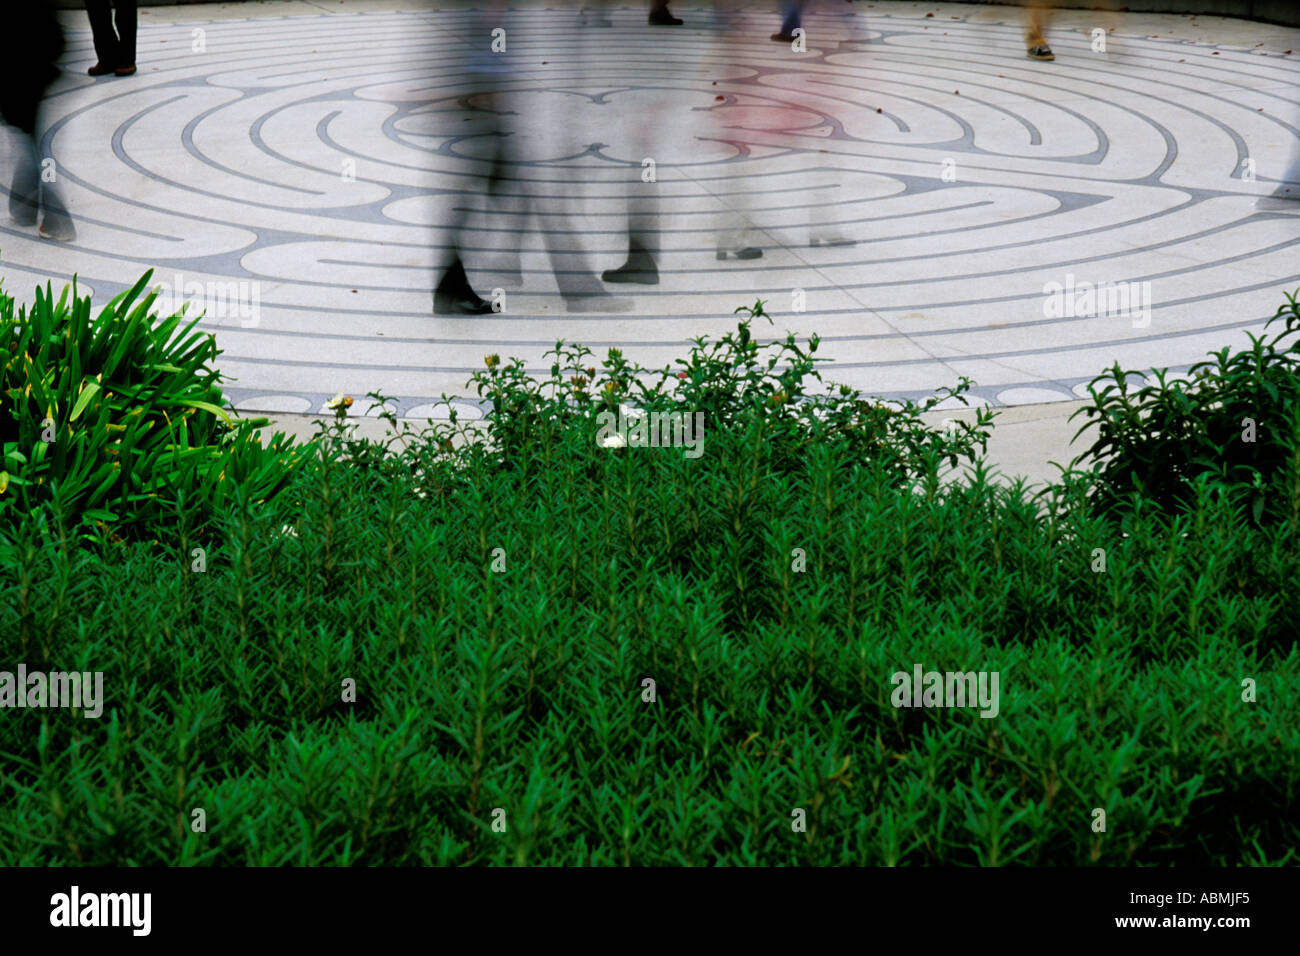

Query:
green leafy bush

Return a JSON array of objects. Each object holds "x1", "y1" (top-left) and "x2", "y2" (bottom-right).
[
  {"x1": 1069, "y1": 291, "x2": 1300, "y2": 524},
  {"x1": 0, "y1": 272, "x2": 306, "y2": 544},
  {"x1": 1, "y1": 292, "x2": 1295, "y2": 866},
  {"x1": 465, "y1": 299, "x2": 993, "y2": 489}
]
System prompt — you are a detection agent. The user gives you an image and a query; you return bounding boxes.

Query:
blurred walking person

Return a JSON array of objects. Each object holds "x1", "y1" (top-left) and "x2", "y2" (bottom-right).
[
  {"x1": 604, "y1": 1, "x2": 763, "y2": 282},
  {"x1": 434, "y1": 3, "x2": 628, "y2": 313},
  {"x1": 1, "y1": 0, "x2": 75, "y2": 241},
  {"x1": 431, "y1": 4, "x2": 504, "y2": 315},
  {"x1": 708, "y1": 6, "x2": 766, "y2": 260},
  {"x1": 85, "y1": 0, "x2": 138, "y2": 76}
]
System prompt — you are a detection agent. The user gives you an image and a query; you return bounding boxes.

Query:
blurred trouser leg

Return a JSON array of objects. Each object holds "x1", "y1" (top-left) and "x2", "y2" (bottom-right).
[
  {"x1": 520, "y1": 171, "x2": 613, "y2": 304},
  {"x1": 433, "y1": 69, "x2": 499, "y2": 315},
  {"x1": 434, "y1": 188, "x2": 493, "y2": 312},
  {"x1": 712, "y1": 4, "x2": 763, "y2": 258},
  {"x1": 434, "y1": 171, "x2": 478, "y2": 302},
  {"x1": 714, "y1": 209, "x2": 762, "y2": 259},
  {"x1": 578, "y1": 0, "x2": 613, "y2": 27},
  {"x1": 539, "y1": 200, "x2": 607, "y2": 301},
  {"x1": 808, "y1": 164, "x2": 853, "y2": 246},
  {"x1": 604, "y1": 105, "x2": 663, "y2": 285},
  {"x1": 778, "y1": 1, "x2": 806, "y2": 38},
  {"x1": 1024, "y1": 3, "x2": 1055, "y2": 58},
  {"x1": 84, "y1": 1, "x2": 121, "y2": 67},
  {"x1": 9, "y1": 139, "x2": 41, "y2": 226},
  {"x1": 629, "y1": 199, "x2": 660, "y2": 264},
  {"x1": 649, "y1": 1, "x2": 681, "y2": 26},
  {"x1": 434, "y1": 175, "x2": 493, "y2": 311},
  {"x1": 115, "y1": 1, "x2": 138, "y2": 67},
  {"x1": 603, "y1": 202, "x2": 660, "y2": 284},
  {"x1": 6, "y1": 136, "x2": 74, "y2": 240},
  {"x1": 39, "y1": 179, "x2": 76, "y2": 241},
  {"x1": 3, "y1": 7, "x2": 71, "y2": 236},
  {"x1": 1275, "y1": 148, "x2": 1300, "y2": 199},
  {"x1": 483, "y1": 145, "x2": 523, "y2": 285}
]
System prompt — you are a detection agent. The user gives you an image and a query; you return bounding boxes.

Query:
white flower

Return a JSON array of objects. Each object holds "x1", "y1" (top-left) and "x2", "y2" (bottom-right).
[{"x1": 601, "y1": 434, "x2": 626, "y2": 449}]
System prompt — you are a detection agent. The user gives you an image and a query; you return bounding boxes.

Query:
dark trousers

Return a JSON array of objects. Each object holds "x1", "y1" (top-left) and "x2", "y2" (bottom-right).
[
  {"x1": 85, "y1": 0, "x2": 137, "y2": 68},
  {"x1": 2, "y1": 2, "x2": 73, "y2": 235},
  {"x1": 8, "y1": 134, "x2": 75, "y2": 236},
  {"x1": 780, "y1": 1, "x2": 808, "y2": 36}
]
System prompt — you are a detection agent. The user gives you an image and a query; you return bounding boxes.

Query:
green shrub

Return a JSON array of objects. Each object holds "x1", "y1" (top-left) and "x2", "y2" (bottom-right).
[
  {"x1": 1, "y1": 284, "x2": 1295, "y2": 866},
  {"x1": 3, "y1": 371, "x2": 1295, "y2": 865},
  {"x1": 0, "y1": 272, "x2": 307, "y2": 545},
  {"x1": 464, "y1": 299, "x2": 994, "y2": 487},
  {"x1": 1069, "y1": 291, "x2": 1300, "y2": 524}
]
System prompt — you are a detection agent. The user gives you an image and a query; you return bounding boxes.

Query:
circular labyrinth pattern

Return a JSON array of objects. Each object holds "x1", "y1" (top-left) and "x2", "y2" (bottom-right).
[{"x1": 3, "y1": 5, "x2": 1299, "y2": 417}]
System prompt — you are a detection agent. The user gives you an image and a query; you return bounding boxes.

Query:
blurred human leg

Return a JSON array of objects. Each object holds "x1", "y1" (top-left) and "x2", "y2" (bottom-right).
[
  {"x1": 431, "y1": 9, "x2": 505, "y2": 316},
  {"x1": 84, "y1": 1, "x2": 136, "y2": 74},
  {"x1": 3, "y1": 2, "x2": 74, "y2": 239},
  {"x1": 773, "y1": 1, "x2": 808, "y2": 43},
  {"x1": 603, "y1": 78, "x2": 665, "y2": 285},
  {"x1": 113, "y1": 1, "x2": 138, "y2": 74},
  {"x1": 7, "y1": 139, "x2": 41, "y2": 226},
  {"x1": 38, "y1": 173, "x2": 76, "y2": 242},
  {"x1": 649, "y1": 1, "x2": 683, "y2": 27},
  {"x1": 434, "y1": 121, "x2": 497, "y2": 315},
  {"x1": 84, "y1": 1, "x2": 120, "y2": 73},
  {"x1": 1024, "y1": 2, "x2": 1055, "y2": 61}
]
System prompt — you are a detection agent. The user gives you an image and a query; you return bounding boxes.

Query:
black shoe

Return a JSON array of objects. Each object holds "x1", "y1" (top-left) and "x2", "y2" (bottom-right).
[
  {"x1": 602, "y1": 252, "x2": 659, "y2": 285},
  {"x1": 435, "y1": 259, "x2": 493, "y2": 314},
  {"x1": 716, "y1": 246, "x2": 763, "y2": 260},
  {"x1": 88, "y1": 61, "x2": 114, "y2": 76},
  {"x1": 771, "y1": 33, "x2": 798, "y2": 42},
  {"x1": 649, "y1": 10, "x2": 683, "y2": 25},
  {"x1": 434, "y1": 291, "x2": 493, "y2": 315}
]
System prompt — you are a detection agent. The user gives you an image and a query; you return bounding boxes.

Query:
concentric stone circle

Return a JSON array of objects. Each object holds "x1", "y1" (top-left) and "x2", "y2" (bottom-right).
[{"x1": 1, "y1": 5, "x2": 1297, "y2": 417}]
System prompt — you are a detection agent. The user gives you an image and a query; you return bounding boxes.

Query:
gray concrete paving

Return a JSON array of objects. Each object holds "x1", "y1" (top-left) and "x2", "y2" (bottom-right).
[{"x1": 5, "y1": 2, "x2": 1295, "y2": 488}]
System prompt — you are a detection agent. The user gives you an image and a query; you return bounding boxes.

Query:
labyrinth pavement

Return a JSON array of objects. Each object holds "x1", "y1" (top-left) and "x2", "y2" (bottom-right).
[{"x1": 1, "y1": 5, "x2": 1298, "y2": 419}]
